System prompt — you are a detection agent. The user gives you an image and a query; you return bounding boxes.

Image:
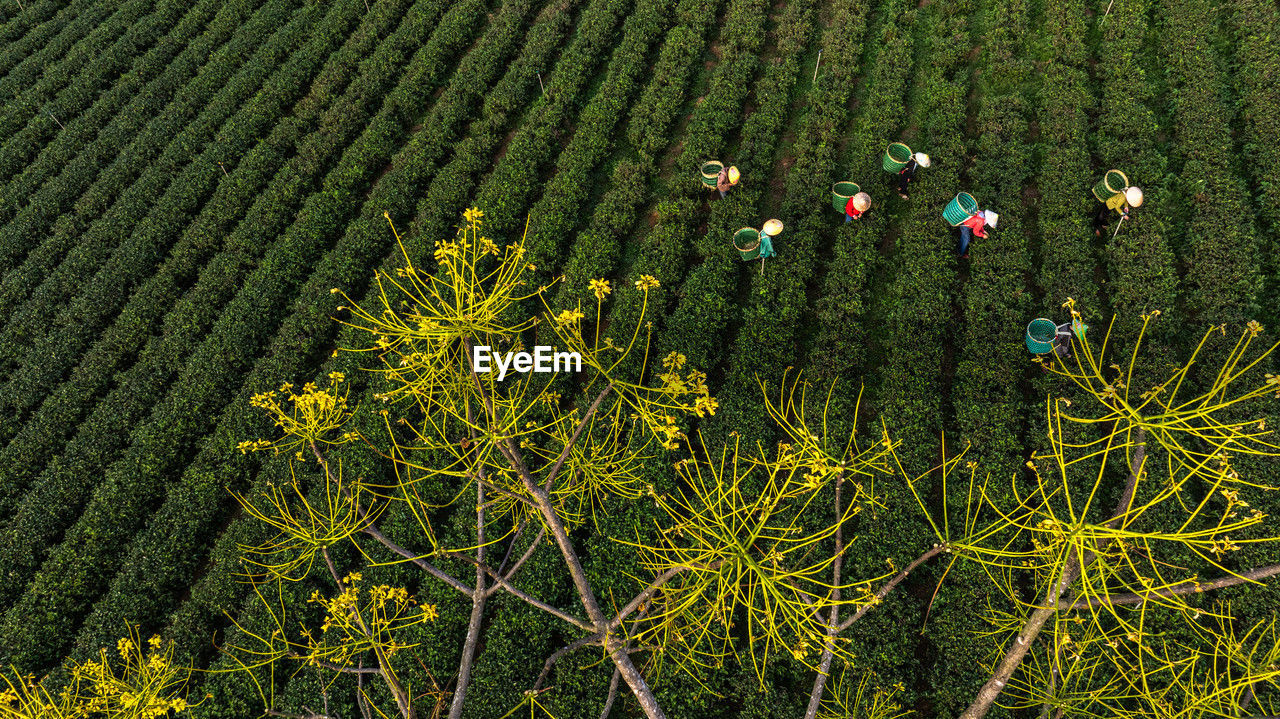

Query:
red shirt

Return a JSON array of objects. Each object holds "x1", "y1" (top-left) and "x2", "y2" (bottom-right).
[
  {"x1": 961, "y1": 212, "x2": 987, "y2": 237},
  {"x1": 845, "y1": 196, "x2": 864, "y2": 218}
]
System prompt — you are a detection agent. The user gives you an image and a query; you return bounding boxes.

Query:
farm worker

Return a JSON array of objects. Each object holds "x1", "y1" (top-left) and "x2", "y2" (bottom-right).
[
  {"x1": 757, "y1": 229, "x2": 776, "y2": 258},
  {"x1": 895, "y1": 152, "x2": 930, "y2": 199},
  {"x1": 1094, "y1": 185, "x2": 1143, "y2": 236},
  {"x1": 716, "y1": 165, "x2": 740, "y2": 199},
  {"x1": 844, "y1": 192, "x2": 871, "y2": 222},
  {"x1": 957, "y1": 209, "x2": 987, "y2": 258}
]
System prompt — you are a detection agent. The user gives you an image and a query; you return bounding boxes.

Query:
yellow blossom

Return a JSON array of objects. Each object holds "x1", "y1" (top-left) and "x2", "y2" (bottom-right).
[
  {"x1": 589, "y1": 278, "x2": 612, "y2": 300},
  {"x1": 635, "y1": 275, "x2": 660, "y2": 291}
]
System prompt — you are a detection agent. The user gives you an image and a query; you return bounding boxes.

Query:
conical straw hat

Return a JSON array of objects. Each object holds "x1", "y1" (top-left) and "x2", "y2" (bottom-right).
[
  {"x1": 1125, "y1": 186, "x2": 1143, "y2": 207},
  {"x1": 762, "y1": 219, "x2": 784, "y2": 236},
  {"x1": 914, "y1": 152, "x2": 931, "y2": 167},
  {"x1": 852, "y1": 193, "x2": 871, "y2": 211}
]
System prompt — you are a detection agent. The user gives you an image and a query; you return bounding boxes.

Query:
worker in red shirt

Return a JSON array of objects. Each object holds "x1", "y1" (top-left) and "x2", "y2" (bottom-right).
[
  {"x1": 844, "y1": 192, "x2": 870, "y2": 222},
  {"x1": 957, "y1": 210, "x2": 988, "y2": 258}
]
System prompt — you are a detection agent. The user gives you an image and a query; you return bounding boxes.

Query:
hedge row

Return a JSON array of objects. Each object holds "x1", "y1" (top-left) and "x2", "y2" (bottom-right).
[
  {"x1": 0, "y1": 0, "x2": 345, "y2": 616},
  {"x1": 0, "y1": 0, "x2": 222, "y2": 203},
  {"x1": 0, "y1": 0, "x2": 117, "y2": 122},
  {"x1": 1032, "y1": 0, "x2": 1097, "y2": 311},
  {"x1": 148, "y1": 0, "x2": 631, "y2": 705},
  {"x1": 470, "y1": 0, "x2": 637, "y2": 242},
  {"x1": 1158, "y1": 0, "x2": 1260, "y2": 324},
  {"x1": 595, "y1": 0, "x2": 771, "y2": 372},
  {"x1": 61, "y1": 0, "x2": 540, "y2": 667},
  {"x1": 0, "y1": 0, "x2": 187, "y2": 262},
  {"x1": 552, "y1": 0, "x2": 729, "y2": 304},
  {"x1": 808, "y1": 5, "x2": 916, "y2": 394},
  {"x1": 928, "y1": 0, "x2": 1036, "y2": 709},
  {"x1": 637, "y1": 0, "x2": 818, "y2": 379},
  {"x1": 519, "y1": 0, "x2": 677, "y2": 275},
  {"x1": 0, "y1": 0, "x2": 88, "y2": 80},
  {"x1": 0, "y1": 0, "x2": 319, "y2": 433},
  {"x1": 0, "y1": 0, "x2": 190, "y2": 196},
  {"x1": 1227, "y1": 0, "x2": 1280, "y2": 328},
  {"x1": 1095, "y1": 0, "x2": 1177, "y2": 339},
  {"x1": 0, "y1": 0, "x2": 259, "y2": 353},
  {"x1": 857, "y1": 2, "x2": 971, "y2": 707},
  {"x1": 0, "y1": 0, "x2": 422, "y2": 521},
  {"x1": 0, "y1": 0, "x2": 508, "y2": 666}
]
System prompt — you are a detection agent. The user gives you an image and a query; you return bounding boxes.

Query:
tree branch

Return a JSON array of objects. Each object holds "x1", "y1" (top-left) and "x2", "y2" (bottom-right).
[
  {"x1": 437, "y1": 550, "x2": 593, "y2": 631},
  {"x1": 959, "y1": 429, "x2": 1147, "y2": 719},
  {"x1": 599, "y1": 668, "x2": 621, "y2": 719},
  {"x1": 543, "y1": 384, "x2": 614, "y2": 492},
  {"x1": 837, "y1": 543, "x2": 948, "y2": 633},
  {"x1": 805, "y1": 473, "x2": 846, "y2": 719},
  {"x1": 1066, "y1": 563, "x2": 1280, "y2": 609}
]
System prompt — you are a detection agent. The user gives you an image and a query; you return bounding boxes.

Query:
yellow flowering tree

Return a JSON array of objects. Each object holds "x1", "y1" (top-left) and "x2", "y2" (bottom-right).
[
  {"x1": 953, "y1": 303, "x2": 1280, "y2": 719},
  {"x1": 234, "y1": 209, "x2": 721, "y2": 719},
  {"x1": 1, "y1": 627, "x2": 198, "y2": 719}
]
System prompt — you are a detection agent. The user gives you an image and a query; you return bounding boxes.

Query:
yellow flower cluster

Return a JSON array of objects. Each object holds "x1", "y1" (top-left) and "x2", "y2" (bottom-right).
[
  {"x1": 634, "y1": 274, "x2": 660, "y2": 291},
  {"x1": 589, "y1": 277, "x2": 611, "y2": 300}
]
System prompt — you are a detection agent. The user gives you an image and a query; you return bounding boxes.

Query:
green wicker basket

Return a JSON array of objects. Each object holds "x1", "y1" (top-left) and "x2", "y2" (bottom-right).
[
  {"x1": 943, "y1": 192, "x2": 979, "y2": 226},
  {"x1": 1092, "y1": 169, "x2": 1128, "y2": 202},
  {"x1": 832, "y1": 181, "x2": 860, "y2": 212},
  {"x1": 1025, "y1": 318, "x2": 1057, "y2": 354},
  {"x1": 734, "y1": 227, "x2": 761, "y2": 261},
  {"x1": 882, "y1": 142, "x2": 913, "y2": 172},
  {"x1": 700, "y1": 161, "x2": 724, "y2": 187}
]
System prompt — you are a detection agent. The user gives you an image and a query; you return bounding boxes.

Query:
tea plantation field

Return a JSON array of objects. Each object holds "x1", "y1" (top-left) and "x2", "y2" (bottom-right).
[{"x1": 0, "y1": 0, "x2": 1277, "y2": 715}]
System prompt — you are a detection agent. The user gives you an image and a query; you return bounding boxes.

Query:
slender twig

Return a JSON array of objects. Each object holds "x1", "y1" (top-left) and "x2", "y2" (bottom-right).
[
  {"x1": 484, "y1": 527, "x2": 546, "y2": 600},
  {"x1": 438, "y1": 550, "x2": 593, "y2": 631},
  {"x1": 1066, "y1": 563, "x2": 1280, "y2": 609},
  {"x1": 359, "y1": 523, "x2": 473, "y2": 596},
  {"x1": 599, "y1": 669, "x2": 621, "y2": 719},
  {"x1": 534, "y1": 633, "x2": 602, "y2": 689},
  {"x1": 543, "y1": 384, "x2": 614, "y2": 492},
  {"x1": 46, "y1": 111, "x2": 64, "y2": 129},
  {"x1": 812, "y1": 49, "x2": 822, "y2": 82},
  {"x1": 837, "y1": 543, "x2": 947, "y2": 633},
  {"x1": 804, "y1": 473, "x2": 844, "y2": 719}
]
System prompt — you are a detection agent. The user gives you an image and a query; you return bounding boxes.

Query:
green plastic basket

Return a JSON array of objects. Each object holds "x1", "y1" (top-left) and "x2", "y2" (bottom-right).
[
  {"x1": 1025, "y1": 318, "x2": 1057, "y2": 354},
  {"x1": 734, "y1": 227, "x2": 761, "y2": 261},
  {"x1": 882, "y1": 142, "x2": 913, "y2": 172},
  {"x1": 700, "y1": 161, "x2": 724, "y2": 187},
  {"x1": 1092, "y1": 169, "x2": 1128, "y2": 202},
  {"x1": 943, "y1": 192, "x2": 979, "y2": 226},
  {"x1": 832, "y1": 181, "x2": 860, "y2": 212}
]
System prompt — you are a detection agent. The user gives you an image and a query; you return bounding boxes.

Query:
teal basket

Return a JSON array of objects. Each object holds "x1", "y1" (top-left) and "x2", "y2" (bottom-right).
[
  {"x1": 832, "y1": 181, "x2": 860, "y2": 212},
  {"x1": 733, "y1": 227, "x2": 761, "y2": 261},
  {"x1": 1025, "y1": 318, "x2": 1057, "y2": 354},
  {"x1": 700, "y1": 161, "x2": 724, "y2": 187},
  {"x1": 882, "y1": 142, "x2": 912, "y2": 172},
  {"x1": 943, "y1": 192, "x2": 978, "y2": 226}
]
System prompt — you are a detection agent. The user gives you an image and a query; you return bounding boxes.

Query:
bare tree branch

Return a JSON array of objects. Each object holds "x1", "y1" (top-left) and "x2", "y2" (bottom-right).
[
  {"x1": 1066, "y1": 563, "x2": 1280, "y2": 609},
  {"x1": 437, "y1": 550, "x2": 593, "y2": 631},
  {"x1": 805, "y1": 473, "x2": 845, "y2": 719},
  {"x1": 599, "y1": 668, "x2": 621, "y2": 719},
  {"x1": 837, "y1": 543, "x2": 948, "y2": 633}
]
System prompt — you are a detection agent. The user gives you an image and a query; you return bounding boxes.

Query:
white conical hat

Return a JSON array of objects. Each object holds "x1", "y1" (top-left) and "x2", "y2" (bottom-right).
[
  {"x1": 852, "y1": 192, "x2": 871, "y2": 211},
  {"x1": 983, "y1": 209, "x2": 999, "y2": 227},
  {"x1": 914, "y1": 152, "x2": 931, "y2": 167},
  {"x1": 1125, "y1": 186, "x2": 1143, "y2": 207},
  {"x1": 762, "y1": 218, "x2": 784, "y2": 236}
]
